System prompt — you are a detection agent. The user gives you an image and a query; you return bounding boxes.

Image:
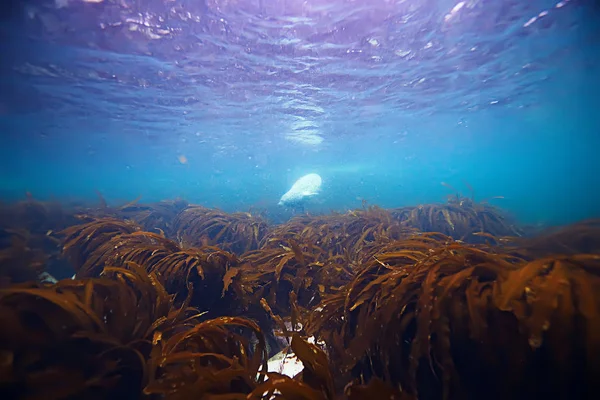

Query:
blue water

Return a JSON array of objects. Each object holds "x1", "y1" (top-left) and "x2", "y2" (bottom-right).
[{"x1": 1, "y1": 0, "x2": 599, "y2": 226}]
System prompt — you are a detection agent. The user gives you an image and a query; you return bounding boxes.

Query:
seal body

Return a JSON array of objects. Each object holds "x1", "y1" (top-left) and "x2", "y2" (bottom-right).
[{"x1": 278, "y1": 173, "x2": 322, "y2": 210}]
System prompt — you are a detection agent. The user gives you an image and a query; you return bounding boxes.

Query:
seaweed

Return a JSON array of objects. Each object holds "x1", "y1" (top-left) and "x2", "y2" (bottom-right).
[
  {"x1": 61, "y1": 217, "x2": 141, "y2": 275},
  {"x1": 307, "y1": 233, "x2": 600, "y2": 399},
  {"x1": 0, "y1": 194, "x2": 599, "y2": 399},
  {"x1": 60, "y1": 219, "x2": 248, "y2": 318},
  {"x1": 261, "y1": 206, "x2": 415, "y2": 267},
  {"x1": 145, "y1": 316, "x2": 268, "y2": 399},
  {"x1": 510, "y1": 218, "x2": 600, "y2": 259},
  {"x1": 0, "y1": 197, "x2": 80, "y2": 281},
  {"x1": 0, "y1": 263, "x2": 188, "y2": 399},
  {"x1": 0, "y1": 228, "x2": 48, "y2": 287},
  {"x1": 241, "y1": 240, "x2": 354, "y2": 316},
  {"x1": 173, "y1": 205, "x2": 270, "y2": 255},
  {"x1": 116, "y1": 198, "x2": 189, "y2": 236},
  {"x1": 0, "y1": 262, "x2": 276, "y2": 400},
  {"x1": 391, "y1": 183, "x2": 522, "y2": 243}
]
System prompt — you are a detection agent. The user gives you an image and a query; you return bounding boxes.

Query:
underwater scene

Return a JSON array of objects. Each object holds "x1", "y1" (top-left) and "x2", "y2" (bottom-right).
[{"x1": 1, "y1": 0, "x2": 600, "y2": 399}]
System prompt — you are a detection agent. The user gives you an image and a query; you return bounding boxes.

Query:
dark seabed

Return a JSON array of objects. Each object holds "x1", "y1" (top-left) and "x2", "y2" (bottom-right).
[{"x1": 0, "y1": 0, "x2": 599, "y2": 399}]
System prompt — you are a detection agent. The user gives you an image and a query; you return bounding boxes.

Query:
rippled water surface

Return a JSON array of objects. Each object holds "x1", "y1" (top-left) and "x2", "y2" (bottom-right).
[{"x1": 1, "y1": 0, "x2": 599, "y2": 223}]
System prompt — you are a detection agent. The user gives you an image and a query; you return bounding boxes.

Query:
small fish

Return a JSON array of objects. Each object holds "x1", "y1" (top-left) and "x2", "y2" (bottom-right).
[{"x1": 177, "y1": 154, "x2": 188, "y2": 164}]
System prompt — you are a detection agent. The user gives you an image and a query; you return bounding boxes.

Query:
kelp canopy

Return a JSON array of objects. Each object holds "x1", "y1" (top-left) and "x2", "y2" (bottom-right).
[{"x1": 0, "y1": 193, "x2": 599, "y2": 400}]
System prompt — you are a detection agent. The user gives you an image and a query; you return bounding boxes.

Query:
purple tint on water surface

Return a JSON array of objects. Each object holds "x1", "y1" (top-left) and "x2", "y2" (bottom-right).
[{"x1": 0, "y1": 0, "x2": 597, "y2": 143}]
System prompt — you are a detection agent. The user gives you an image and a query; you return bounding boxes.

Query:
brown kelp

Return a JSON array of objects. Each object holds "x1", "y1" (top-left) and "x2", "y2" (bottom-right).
[
  {"x1": 241, "y1": 240, "x2": 354, "y2": 317},
  {"x1": 391, "y1": 183, "x2": 522, "y2": 243},
  {"x1": 61, "y1": 217, "x2": 142, "y2": 275},
  {"x1": 60, "y1": 217, "x2": 248, "y2": 319},
  {"x1": 0, "y1": 263, "x2": 188, "y2": 399},
  {"x1": 261, "y1": 205, "x2": 415, "y2": 261},
  {"x1": 0, "y1": 197, "x2": 80, "y2": 281},
  {"x1": 510, "y1": 218, "x2": 600, "y2": 259},
  {"x1": 145, "y1": 315, "x2": 269, "y2": 399},
  {"x1": 116, "y1": 199, "x2": 189, "y2": 236},
  {"x1": 66, "y1": 193, "x2": 187, "y2": 238},
  {"x1": 305, "y1": 233, "x2": 600, "y2": 399},
  {"x1": 173, "y1": 205, "x2": 270, "y2": 255},
  {"x1": 0, "y1": 193, "x2": 599, "y2": 399},
  {"x1": 0, "y1": 262, "x2": 279, "y2": 399},
  {"x1": 242, "y1": 205, "x2": 416, "y2": 319},
  {"x1": 0, "y1": 196, "x2": 78, "y2": 234},
  {"x1": 0, "y1": 227, "x2": 48, "y2": 287}
]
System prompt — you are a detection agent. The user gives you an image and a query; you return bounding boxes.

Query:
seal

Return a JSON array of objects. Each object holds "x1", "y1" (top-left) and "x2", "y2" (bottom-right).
[{"x1": 278, "y1": 173, "x2": 322, "y2": 213}]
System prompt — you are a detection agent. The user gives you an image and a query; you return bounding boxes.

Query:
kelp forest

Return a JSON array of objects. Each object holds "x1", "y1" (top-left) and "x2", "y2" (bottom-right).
[{"x1": 0, "y1": 186, "x2": 599, "y2": 400}]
